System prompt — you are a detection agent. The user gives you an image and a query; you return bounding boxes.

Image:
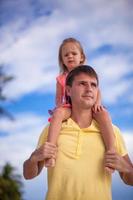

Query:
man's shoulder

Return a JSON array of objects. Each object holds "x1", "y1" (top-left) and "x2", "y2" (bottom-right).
[
  {"x1": 41, "y1": 124, "x2": 50, "y2": 135},
  {"x1": 112, "y1": 124, "x2": 127, "y2": 156},
  {"x1": 112, "y1": 124, "x2": 121, "y2": 135},
  {"x1": 37, "y1": 124, "x2": 50, "y2": 148},
  {"x1": 93, "y1": 120, "x2": 123, "y2": 138}
]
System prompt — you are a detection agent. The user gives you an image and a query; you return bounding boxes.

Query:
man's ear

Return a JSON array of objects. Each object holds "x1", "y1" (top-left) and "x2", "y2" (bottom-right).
[{"x1": 66, "y1": 85, "x2": 71, "y2": 97}]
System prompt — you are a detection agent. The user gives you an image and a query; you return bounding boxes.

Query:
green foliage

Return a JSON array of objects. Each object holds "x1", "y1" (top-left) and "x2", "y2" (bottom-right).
[{"x1": 0, "y1": 163, "x2": 23, "y2": 200}]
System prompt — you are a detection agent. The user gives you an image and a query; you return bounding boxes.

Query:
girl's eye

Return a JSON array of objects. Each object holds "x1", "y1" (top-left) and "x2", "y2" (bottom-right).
[
  {"x1": 64, "y1": 52, "x2": 78, "y2": 57},
  {"x1": 72, "y1": 52, "x2": 77, "y2": 55}
]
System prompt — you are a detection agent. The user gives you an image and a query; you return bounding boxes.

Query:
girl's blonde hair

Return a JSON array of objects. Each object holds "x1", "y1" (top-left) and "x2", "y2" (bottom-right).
[{"x1": 58, "y1": 38, "x2": 86, "y2": 72}]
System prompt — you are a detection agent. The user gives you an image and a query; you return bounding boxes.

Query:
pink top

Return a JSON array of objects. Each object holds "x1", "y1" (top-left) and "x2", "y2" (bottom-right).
[
  {"x1": 48, "y1": 72, "x2": 70, "y2": 121},
  {"x1": 56, "y1": 72, "x2": 68, "y2": 104}
]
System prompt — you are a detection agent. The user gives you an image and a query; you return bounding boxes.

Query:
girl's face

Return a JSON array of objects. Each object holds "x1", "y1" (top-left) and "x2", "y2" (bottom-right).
[{"x1": 61, "y1": 42, "x2": 84, "y2": 72}]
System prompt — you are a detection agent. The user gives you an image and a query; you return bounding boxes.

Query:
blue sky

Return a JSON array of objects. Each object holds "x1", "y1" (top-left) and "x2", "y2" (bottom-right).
[{"x1": 0, "y1": 0, "x2": 133, "y2": 199}]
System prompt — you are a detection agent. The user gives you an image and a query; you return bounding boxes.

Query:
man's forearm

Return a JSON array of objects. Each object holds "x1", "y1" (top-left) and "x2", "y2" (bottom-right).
[
  {"x1": 121, "y1": 164, "x2": 133, "y2": 185},
  {"x1": 105, "y1": 152, "x2": 133, "y2": 185},
  {"x1": 23, "y1": 157, "x2": 39, "y2": 179},
  {"x1": 23, "y1": 142, "x2": 57, "y2": 179}
]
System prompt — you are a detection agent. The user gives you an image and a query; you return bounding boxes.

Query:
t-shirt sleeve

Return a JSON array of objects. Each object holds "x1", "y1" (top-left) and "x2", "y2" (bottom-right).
[
  {"x1": 114, "y1": 125, "x2": 128, "y2": 156},
  {"x1": 36, "y1": 124, "x2": 49, "y2": 149},
  {"x1": 56, "y1": 73, "x2": 66, "y2": 87},
  {"x1": 56, "y1": 74, "x2": 62, "y2": 85}
]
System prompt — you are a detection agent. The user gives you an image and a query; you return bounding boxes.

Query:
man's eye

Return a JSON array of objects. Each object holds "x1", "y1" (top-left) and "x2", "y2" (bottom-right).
[
  {"x1": 79, "y1": 82, "x2": 85, "y2": 85},
  {"x1": 91, "y1": 83, "x2": 97, "y2": 87}
]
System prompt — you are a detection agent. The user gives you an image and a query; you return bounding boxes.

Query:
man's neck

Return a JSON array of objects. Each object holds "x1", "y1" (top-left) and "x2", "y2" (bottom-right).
[{"x1": 71, "y1": 108, "x2": 93, "y2": 129}]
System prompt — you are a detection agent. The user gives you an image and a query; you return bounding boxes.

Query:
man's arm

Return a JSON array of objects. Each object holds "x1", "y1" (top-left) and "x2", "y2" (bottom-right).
[
  {"x1": 23, "y1": 142, "x2": 57, "y2": 179},
  {"x1": 105, "y1": 151, "x2": 133, "y2": 185},
  {"x1": 119, "y1": 155, "x2": 133, "y2": 185}
]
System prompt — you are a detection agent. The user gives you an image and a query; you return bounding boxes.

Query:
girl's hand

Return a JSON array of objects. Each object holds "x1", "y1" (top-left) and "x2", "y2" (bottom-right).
[
  {"x1": 92, "y1": 103, "x2": 104, "y2": 113},
  {"x1": 92, "y1": 106, "x2": 112, "y2": 124}
]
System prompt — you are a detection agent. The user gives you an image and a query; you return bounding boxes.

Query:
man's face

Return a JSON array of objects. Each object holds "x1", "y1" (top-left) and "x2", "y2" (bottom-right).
[{"x1": 66, "y1": 73, "x2": 98, "y2": 109}]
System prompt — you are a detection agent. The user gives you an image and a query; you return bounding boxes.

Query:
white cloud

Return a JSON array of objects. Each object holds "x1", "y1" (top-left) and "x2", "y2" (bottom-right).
[
  {"x1": 0, "y1": 113, "x2": 48, "y2": 171},
  {"x1": 0, "y1": 11, "x2": 78, "y2": 99},
  {"x1": 0, "y1": 0, "x2": 132, "y2": 103},
  {"x1": 91, "y1": 55, "x2": 132, "y2": 103},
  {"x1": 122, "y1": 132, "x2": 133, "y2": 160},
  {"x1": 0, "y1": 113, "x2": 45, "y2": 132}
]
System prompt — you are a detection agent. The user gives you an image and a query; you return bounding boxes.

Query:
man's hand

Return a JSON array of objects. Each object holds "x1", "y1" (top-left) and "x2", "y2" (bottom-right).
[
  {"x1": 23, "y1": 142, "x2": 57, "y2": 179},
  {"x1": 105, "y1": 151, "x2": 132, "y2": 173},
  {"x1": 30, "y1": 142, "x2": 57, "y2": 163}
]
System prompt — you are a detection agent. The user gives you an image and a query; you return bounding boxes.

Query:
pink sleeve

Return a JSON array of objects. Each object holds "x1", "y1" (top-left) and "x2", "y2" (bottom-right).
[
  {"x1": 56, "y1": 73, "x2": 66, "y2": 87},
  {"x1": 56, "y1": 73, "x2": 68, "y2": 104}
]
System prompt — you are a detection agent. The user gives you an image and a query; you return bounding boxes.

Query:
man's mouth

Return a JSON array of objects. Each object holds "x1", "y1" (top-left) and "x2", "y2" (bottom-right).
[{"x1": 82, "y1": 95, "x2": 93, "y2": 99}]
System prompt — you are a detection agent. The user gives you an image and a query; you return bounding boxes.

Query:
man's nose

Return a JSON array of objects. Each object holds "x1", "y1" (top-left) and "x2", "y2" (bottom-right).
[{"x1": 85, "y1": 84, "x2": 92, "y2": 91}]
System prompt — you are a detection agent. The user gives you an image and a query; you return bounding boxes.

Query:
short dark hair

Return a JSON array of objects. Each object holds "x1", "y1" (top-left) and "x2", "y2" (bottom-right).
[{"x1": 66, "y1": 65, "x2": 99, "y2": 87}]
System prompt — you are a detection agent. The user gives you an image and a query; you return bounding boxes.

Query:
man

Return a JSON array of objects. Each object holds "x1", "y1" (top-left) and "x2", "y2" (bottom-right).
[{"x1": 23, "y1": 65, "x2": 133, "y2": 200}]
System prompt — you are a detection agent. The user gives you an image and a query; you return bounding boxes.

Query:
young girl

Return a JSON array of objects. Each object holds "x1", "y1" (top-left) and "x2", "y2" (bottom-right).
[{"x1": 46, "y1": 38, "x2": 115, "y2": 173}]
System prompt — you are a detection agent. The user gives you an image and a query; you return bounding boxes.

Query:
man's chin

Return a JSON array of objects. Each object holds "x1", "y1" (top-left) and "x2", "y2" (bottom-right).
[{"x1": 81, "y1": 104, "x2": 93, "y2": 110}]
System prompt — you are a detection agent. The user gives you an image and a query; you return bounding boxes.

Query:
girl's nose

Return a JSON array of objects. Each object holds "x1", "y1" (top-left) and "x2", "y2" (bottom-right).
[{"x1": 68, "y1": 53, "x2": 73, "y2": 58}]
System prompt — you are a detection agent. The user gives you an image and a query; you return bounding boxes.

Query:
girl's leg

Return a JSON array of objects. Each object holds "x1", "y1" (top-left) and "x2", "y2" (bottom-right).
[
  {"x1": 45, "y1": 106, "x2": 71, "y2": 167},
  {"x1": 93, "y1": 107, "x2": 116, "y2": 173}
]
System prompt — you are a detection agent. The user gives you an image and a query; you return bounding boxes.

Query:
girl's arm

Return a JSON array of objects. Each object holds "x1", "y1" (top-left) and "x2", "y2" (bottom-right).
[
  {"x1": 96, "y1": 88, "x2": 102, "y2": 105},
  {"x1": 92, "y1": 88, "x2": 102, "y2": 113},
  {"x1": 56, "y1": 81, "x2": 63, "y2": 107}
]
